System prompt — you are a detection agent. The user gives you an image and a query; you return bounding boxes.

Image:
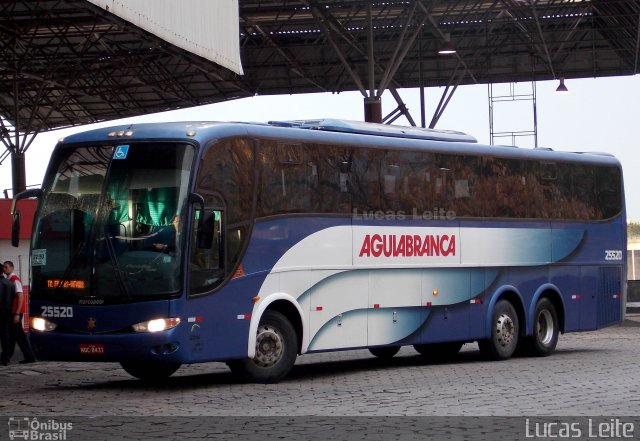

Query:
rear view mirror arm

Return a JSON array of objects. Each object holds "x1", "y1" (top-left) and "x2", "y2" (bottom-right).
[{"x1": 11, "y1": 188, "x2": 42, "y2": 247}]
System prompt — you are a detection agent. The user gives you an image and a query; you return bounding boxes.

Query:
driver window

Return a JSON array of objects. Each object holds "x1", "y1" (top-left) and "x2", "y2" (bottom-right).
[{"x1": 189, "y1": 209, "x2": 224, "y2": 293}]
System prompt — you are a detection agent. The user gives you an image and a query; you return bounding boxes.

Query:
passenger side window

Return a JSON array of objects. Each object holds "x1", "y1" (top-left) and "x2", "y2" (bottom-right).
[{"x1": 197, "y1": 138, "x2": 254, "y2": 275}]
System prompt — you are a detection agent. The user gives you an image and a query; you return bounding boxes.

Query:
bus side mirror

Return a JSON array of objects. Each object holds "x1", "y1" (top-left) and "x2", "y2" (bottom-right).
[
  {"x1": 11, "y1": 188, "x2": 43, "y2": 248},
  {"x1": 11, "y1": 210, "x2": 20, "y2": 247}
]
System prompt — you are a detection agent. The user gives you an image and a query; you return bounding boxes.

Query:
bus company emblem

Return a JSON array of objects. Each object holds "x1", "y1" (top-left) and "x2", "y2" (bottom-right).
[
  {"x1": 87, "y1": 317, "x2": 96, "y2": 330},
  {"x1": 359, "y1": 233, "x2": 456, "y2": 258}
]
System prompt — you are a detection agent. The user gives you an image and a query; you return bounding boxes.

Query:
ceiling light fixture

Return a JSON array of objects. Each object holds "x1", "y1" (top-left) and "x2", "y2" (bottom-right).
[
  {"x1": 555, "y1": 77, "x2": 569, "y2": 93},
  {"x1": 438, "y1": 33, "x2": 456, "y2": 55}
]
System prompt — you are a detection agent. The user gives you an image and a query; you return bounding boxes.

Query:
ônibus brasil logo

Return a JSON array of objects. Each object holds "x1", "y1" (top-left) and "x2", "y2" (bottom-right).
[
  {"x1": 8, "y1": 417, "x2": 73, "y2": 440},
  {"x1": 359, "y1": 233, "x2": 456, "y2": 258}
]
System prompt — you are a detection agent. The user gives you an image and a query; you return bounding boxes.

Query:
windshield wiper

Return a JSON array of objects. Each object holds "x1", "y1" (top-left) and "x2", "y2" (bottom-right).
[{"x1": 103, "y1": 228, "x2": 133, "y2": 298}]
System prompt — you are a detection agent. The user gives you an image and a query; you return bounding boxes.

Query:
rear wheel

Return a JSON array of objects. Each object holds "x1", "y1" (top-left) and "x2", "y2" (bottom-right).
[
  {"x1": 227, "y1": 310, "x2": 297, "y2": 383},
  {"x1": 521, "y1": 298, "x2": 559, "y2": 357},
  {"x1": 369, "y1": 346, "x2": 400, "y2": 359},
  {"x1": 478, "y1": 299, "x2": 519, "y2": 360},
  {"x1": 414, "y1": 342, "x2": 463, "y2": 360},
  {"x1": 120, "y1": 361, "x2": 181, "y2": 381}
]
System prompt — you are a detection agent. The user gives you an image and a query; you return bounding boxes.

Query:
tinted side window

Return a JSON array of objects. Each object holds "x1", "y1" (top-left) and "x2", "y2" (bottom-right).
[
  {"x1": 351, "y1": 148, "x2": 383, "y2": 212},
  {"x1": 568, "y1": 164, "x2": 596, "y2": 220},
  {"x1": 555, "y1": 163, "x2": 574, "y2": 219},
  {"x1": 197, "y1": 138, "x2": 254, "y2": 270},
  {"x1": 311, "y1": 144, "x2": 353, "y2": 214},
  {"x1": 257, "y1": 142, "x2": 353, "y2": 216},
  {"x1": 258, "y1": 141, "x2": 314, "y2": 215},
  {"x1": 254, "y1": 139, "x2": 623, "y2": 221},
  {"x1": 381, "y1": 150, "x2": 437, "y2": 214},
  {"x1": 595, "y1": 166, "x2": 622, "y2": 220}
]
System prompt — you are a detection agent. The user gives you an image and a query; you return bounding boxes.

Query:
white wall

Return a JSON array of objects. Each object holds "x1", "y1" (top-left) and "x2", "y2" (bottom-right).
[{"x1": 86, "y1": 0, "x2": 243, "y2": 74}]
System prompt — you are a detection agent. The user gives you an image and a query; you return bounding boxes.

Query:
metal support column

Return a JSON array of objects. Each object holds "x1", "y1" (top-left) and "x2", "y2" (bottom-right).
[
  {"x1": 364, "y1": 4, "x2": 382, "y2": 123},
  {"x1": 11, "y1": 72, "x2": 26, "y2": 194},
  {"x1": 365, "y1": 97, "x2": 383, "y2": 123},
  {"x1": 11, "y1": 151, "x2": 26, "y2": 194}
]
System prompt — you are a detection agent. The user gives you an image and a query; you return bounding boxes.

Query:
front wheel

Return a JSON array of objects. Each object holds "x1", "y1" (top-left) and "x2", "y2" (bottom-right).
[
  {"x1": 478, "y1": 299, "x2": 519, "y2": 360},
  {"x1": 120, "y1": 361, "x2": 181, "y2": 381},
  {"x1": 227, "y1": 310, "x2": 297, "y2": 383}
]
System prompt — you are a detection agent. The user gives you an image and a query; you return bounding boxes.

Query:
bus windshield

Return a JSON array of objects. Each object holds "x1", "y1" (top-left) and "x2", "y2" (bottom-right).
[{"x1": 31, "y1": 142, "x2": 195, "y2": 302}]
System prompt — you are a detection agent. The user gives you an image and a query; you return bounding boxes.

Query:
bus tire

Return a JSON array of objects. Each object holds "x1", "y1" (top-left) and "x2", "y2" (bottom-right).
[
  {"x1": 414, "y1": 342, "x2": 463, "y2": 360},
  {"x1": 229, "y1": 310, "x2": 297, "y2": 383},
  {"x1": 120, "y1": 361, "x2": 181, "y2": 381},
  {"x1": 478, "y1": 299, "x2": 519, "y2": 360},
  {"x1": 521, "y1": 298, "x2": 559, "y2": 357},
  {"x1": 369, "y1": 346, "x2": 400, "y2": 359}
]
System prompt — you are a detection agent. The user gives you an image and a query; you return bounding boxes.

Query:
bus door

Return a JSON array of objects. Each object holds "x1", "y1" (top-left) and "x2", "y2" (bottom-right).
[{"x1": 188, "y1": 208, "x2": 224, "y2": 294}]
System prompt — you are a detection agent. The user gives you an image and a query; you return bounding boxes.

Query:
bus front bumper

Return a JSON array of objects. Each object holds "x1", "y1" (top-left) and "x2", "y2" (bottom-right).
[{"x1": 29, "y1": 330, "x2": 186, "y2": 364}]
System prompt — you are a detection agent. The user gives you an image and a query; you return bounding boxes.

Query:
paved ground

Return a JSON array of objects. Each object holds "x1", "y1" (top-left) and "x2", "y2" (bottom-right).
[{"x1": 1, "y1": 318, "x2": 639, "y2": 418}]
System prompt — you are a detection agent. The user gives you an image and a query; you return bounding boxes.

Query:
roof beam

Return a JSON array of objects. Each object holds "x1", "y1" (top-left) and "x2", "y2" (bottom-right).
[
  {"x1": 241, "y1": 17, "x2": 328, "y2": 93},
  {"x1": 528, "y1": 1, "x2": 557, "y2": 79},
  {"x1": 377, "y1": 3, "x2": 429, "y2": 97},
  {"x1": 307, "y1": 3, "x2": 368, "y2": 97}
]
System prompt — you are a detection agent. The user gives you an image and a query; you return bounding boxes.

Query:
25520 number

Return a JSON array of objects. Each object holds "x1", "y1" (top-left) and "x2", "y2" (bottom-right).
[{"x1": 41, "y1": 306, "x2": 73, "y2": 318}]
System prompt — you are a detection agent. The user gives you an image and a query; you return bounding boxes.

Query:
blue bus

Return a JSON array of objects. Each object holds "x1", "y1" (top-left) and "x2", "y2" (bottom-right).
[{"x1": 12, "y1": 119, "x2": 626, "y2": 382}]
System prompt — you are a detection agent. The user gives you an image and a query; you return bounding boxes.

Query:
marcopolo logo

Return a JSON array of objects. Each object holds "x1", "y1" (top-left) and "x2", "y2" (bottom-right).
[{"x1": 8, "y1": 417, "x2": 73, "y2": 440}]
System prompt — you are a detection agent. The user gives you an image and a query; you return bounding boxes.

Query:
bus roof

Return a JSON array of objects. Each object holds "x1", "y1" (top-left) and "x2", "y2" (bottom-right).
[
  {"x1": 59, "y1": 120, "x2": 621, "y2": 167},
  {"x1": 267, "y1": 119, "x2": 478, "y2": 143}
]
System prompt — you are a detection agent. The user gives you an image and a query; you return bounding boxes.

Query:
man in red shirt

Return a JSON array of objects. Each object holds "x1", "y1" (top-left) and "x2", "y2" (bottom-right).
[{"x1": 3, "y1": 261, "x2": 35, "y2": 364}]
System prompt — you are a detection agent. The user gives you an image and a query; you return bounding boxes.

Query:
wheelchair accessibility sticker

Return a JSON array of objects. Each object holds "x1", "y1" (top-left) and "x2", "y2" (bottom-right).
[{"x1": 113, "y1": 145, "x2": 130, "y2": 160}]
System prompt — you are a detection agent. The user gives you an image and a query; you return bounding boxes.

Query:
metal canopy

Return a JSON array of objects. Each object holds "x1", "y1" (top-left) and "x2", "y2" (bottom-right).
[
  {"x1": 2, "y1": 1, "x2": 639, "y2": 132},
  {"x1": 1, "y1": 1, "x2": 639, "y2": 153},
  {"x1": 240, "y1": 0, "x2": 639, "y2": 92}
]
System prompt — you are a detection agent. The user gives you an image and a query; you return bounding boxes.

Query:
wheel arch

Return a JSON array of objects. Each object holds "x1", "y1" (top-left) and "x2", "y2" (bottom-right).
[
  {"x1": 248, "y1": 293, "x2": 307, "y2": 359},
  {"x1": 528, "y1": 284, "x2": 566, "y2": 335},
  {"x1": 484, "y1": 285, "x2": 526, "y2": 339}
]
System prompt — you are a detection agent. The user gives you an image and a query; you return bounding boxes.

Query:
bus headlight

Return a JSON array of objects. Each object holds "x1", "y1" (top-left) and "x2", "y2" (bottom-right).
[
  {"x1": 31, "y1": 317, "x2": 57, "y2": 332},
  {"x1": 132, "y1": 318, "x2": 181, "y2": 333}
]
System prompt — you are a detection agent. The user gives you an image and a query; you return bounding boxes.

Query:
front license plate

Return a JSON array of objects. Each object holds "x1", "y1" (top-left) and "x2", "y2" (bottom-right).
[{"x1": 79, "y1": 343, "x2": 105, "y2": 355}]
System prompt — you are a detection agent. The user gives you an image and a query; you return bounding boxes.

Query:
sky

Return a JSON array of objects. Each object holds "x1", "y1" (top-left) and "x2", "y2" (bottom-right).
[{"x1": 2, "y1": 75, "x2": 639, "y2": 219}]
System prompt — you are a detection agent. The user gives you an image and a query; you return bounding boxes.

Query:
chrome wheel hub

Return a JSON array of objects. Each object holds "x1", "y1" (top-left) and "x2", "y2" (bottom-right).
[
  {"x1": 496, "y1": 313, "x2": 515, "y2": 347},
  {"x1": 537, "y1": 309, "x2": 554, "y2": 346},
  {"x1": 254, "y1": 325, "x2": 284, "y2": 368}
]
